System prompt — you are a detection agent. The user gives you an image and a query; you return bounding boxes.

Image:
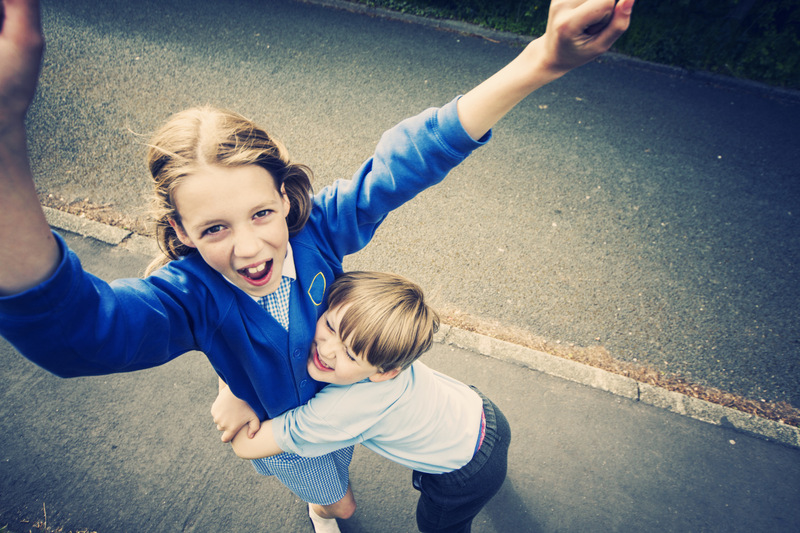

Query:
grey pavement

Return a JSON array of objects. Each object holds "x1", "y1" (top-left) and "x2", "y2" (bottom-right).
[
  {"x1": 24, "y1": 0, "x2": 800, "y2": 409},
  {"x1": 1, "y1": 228, "x2": 799, "y2": 532},
  {"x1": 3, "y1": 0, "x2": 800, "y2": 531}
]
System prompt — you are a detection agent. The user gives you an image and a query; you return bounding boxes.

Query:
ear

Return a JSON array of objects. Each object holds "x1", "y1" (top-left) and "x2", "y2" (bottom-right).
[
  {"x1": 168, "y1": 218, "x2": 197, "y2": 249},
  {"x1": 368, "y1": 367, "x2": 401, "y2": 383},
  {"x1": 280, "y1": 184, "x2": 291, "y2": 217}
]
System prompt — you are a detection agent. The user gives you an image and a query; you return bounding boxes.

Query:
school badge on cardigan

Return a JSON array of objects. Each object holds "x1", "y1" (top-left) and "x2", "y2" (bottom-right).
[{"x1": 307, "y1": 272, "x2": 327, "y2": 306}]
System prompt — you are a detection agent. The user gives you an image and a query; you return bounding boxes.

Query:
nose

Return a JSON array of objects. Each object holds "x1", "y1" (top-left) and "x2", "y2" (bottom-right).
[
  {"x1": 233, "y1": 227, "x2": 261, "y2": 258},
  {"x1": 317, "y1": 338, "x2": 333, "y2": 358},
  {"x1": 316, "y1": 337, "x2": 339, "y2": 362}
]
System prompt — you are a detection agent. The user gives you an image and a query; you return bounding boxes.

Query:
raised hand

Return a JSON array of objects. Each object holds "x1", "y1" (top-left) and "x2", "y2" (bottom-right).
[
  {"x1": 540, "y1": 0, "x2": 633, "y2": 75},
  {"x1": 456, "y1": 0, "x2": 634, "y2": 142},
  {"x1": 0, "y1": 0, "x2": 43, "y2": 129},
  {"x1": 211, "y1": 380, "x2": 262, "y2": 443}
]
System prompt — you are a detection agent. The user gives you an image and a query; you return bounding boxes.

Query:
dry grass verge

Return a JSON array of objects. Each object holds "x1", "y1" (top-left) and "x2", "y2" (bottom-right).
[
  {"x1": 440, "y1": 307, "x2": 800, "y2": 428},
  {"x1": 39, "y1": 194, "x2": 151, "y2": 237}
]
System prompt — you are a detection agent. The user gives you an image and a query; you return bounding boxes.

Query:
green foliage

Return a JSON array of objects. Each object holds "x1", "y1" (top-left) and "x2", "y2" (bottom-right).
[
  {"x1": 352, "y1": 0, "x2": 800, "y2": 89},
  {"x1": 359, "y1": 0, "x2": 550, "y2": 36},
  {"x1": 613, "y1": 0, "x2": 799, "y2": 88}
]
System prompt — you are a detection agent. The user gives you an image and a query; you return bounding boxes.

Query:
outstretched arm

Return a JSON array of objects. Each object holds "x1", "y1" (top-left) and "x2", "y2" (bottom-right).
[
  {"x1": 457, "y1": 0, "x2": 634, "y2": 141},
  {"x1": 0, "y1": 0, "x2": 60, "y2": 295},
  {"x1": 231, "y1": 419, "x2": 283, "y2": 460}
]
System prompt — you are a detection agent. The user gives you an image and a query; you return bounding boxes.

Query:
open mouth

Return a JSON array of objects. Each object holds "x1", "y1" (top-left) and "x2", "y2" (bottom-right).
[
  {"x1": 311, "y1": 348, "x2": 334, "y2": 372},
  {"x1": 238, "y1": 260, "x2": 273, "y2": 285}
]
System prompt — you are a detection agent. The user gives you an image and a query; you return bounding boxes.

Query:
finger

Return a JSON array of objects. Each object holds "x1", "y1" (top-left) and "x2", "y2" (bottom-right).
[
  {"x1": 1, "y1": 0, "x2": 42, "y2": 41},
  {"x1": 247, "y1": 418, "x2": 261, "y2": 438},
  {"x1": 591, "y1": 0, "x2": 633, "y2": 47},
  {"x1": 568, "y1": 0, "x2": 616, "y2": 33},
  {"x1": 551, "y1": 0, "x2": 584, "y2": 11},
  {"x1": 584, "y1": 0, "x2": 618, "y2": 35},
  {"x1": 221, "y1": 429, "x2": 235, "y2": 443},
  {"x1": 549, "y1": 0, "x2": 616, "y2": 41}
]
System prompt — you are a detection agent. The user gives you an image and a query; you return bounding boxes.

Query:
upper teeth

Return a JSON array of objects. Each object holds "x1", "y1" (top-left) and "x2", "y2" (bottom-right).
[{"x1": 247, "y1": 263, "x2": 266, "y2": 274}]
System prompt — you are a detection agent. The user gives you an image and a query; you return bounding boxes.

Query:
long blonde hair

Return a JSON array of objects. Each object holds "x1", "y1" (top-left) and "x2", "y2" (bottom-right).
[{"x1": 144, "y1": 106, "x2": 313, "y2": 275}]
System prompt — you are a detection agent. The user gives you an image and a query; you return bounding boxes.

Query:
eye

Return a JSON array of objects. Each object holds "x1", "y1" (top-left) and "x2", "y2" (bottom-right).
[
  {"x1": 202, "y1": 224, "x2": 224, "y2": 237},
  {"x1": 253, "y1": 209, "x2": 273, "y2": 220}
]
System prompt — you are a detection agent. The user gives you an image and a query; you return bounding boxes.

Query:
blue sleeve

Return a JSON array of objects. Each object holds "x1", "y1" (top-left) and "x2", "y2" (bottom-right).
[
  {"x1": 0, "y1": 232, "x2": 198, "y2": 378},
  {"x1": 308, "y1": 97, "x2": 491, "y2": 260}
]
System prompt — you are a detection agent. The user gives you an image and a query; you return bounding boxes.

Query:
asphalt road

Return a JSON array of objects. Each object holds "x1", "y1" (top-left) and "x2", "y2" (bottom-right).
[
  {"x1": 26, "y1": 0, "x2": 800, "y2": 406},
  {"x1": 2, "y1": 230, "x2": 798, "y2": 533}
]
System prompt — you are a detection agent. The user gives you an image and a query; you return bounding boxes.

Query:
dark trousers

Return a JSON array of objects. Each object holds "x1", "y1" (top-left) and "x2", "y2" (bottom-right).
[{"x1": 412, "y1": 389, "x2": 511, "y2": 533}]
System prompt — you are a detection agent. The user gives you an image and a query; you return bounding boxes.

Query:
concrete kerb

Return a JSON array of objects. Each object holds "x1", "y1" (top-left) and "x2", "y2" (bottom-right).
[
  {"x1": 43, "y1": 206, "x2": 160, "y2": 257},
  {"x1": 43, "y1": 206, "x2": 131, "y2": 246},
  {"x1": 299, "y1": 0, "x2": 533, "y2": 46},
  {"x1": 439, "y1": 325, "x2": 800, "y2": 449},
  {"x1": 44, "y1": 207, "x2": 800, "y2": 450}
]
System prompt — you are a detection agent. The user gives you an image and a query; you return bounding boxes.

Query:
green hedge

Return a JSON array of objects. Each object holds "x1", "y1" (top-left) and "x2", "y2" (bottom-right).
[{"x1": 352, "y1": 0, "x2": 800, "y2": 89}]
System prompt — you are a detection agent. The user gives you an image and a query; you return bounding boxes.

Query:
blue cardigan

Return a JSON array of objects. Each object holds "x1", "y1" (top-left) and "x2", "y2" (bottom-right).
[{"x1": 0, "y1": 98, "x2": 489, "y2": 420}]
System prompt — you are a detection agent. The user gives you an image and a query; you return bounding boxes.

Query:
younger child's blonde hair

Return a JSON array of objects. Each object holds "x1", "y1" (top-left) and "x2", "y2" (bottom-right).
[
  {"x1": 328, "y1": 271, "x2": 439, "y2": 373},
  {"x1": 144, "y1": 106, "x2": 313, "y2": 275}
]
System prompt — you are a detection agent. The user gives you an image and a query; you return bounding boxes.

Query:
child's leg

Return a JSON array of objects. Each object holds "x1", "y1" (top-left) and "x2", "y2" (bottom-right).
[
  {"x1": 307, "y1": 484, "x2": 354, "y2": 533},
  {"x1": 250, "y1": 447, "x2": 356, "y2": 521},
  {"x1": 311, "y1": 483, "x2": 356, "y2": 519},
  {"x1": 308, "y1": 484, "x2": 355, "y2": 532}
]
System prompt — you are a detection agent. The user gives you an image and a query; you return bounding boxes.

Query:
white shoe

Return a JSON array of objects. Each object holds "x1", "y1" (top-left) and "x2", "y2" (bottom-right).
[{"x1": 308, "y1": 504, "x2": 342, "y2": 533}]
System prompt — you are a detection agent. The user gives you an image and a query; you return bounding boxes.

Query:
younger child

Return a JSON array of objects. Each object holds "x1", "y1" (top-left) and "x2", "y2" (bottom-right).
[{"x1": 232, "y1": 271, "x2": 511, "y2": 533}]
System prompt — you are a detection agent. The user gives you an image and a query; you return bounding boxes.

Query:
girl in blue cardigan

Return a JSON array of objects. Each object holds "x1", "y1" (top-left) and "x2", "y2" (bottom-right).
[{"x1": 0, "y1": 0, "x2": 633, "y2": 530}]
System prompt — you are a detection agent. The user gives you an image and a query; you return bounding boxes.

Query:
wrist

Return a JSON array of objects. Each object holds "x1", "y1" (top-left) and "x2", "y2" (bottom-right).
[{"x1": 522, "y1": 37, "x2": 571, "y2": 86}]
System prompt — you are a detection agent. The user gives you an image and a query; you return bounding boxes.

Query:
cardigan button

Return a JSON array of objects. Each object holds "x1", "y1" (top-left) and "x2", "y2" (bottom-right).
[
  {"x1": 300, "y1": 380, "x2": 308, "y2": 389},
  {"x1": 293, "y1": 349, "x2": 302, "y2": 359}
]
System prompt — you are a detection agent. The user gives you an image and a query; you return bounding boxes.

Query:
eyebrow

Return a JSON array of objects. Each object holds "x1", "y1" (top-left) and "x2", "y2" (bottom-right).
[{"x1": 190, "y1": 219, "x2": 225, "y2": 232}]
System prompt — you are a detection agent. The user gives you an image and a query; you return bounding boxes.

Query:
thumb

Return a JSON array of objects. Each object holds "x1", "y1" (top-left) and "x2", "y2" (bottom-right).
[{"x1": 247, "y1": 417, "x2": 262, "y2": 438}]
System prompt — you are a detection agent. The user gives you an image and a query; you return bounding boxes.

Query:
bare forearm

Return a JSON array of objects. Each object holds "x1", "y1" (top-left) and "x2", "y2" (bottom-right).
[
  {"x1": 457, "y1": 38, "x2": 561, "y2": 141},
  {"x1": 0, "y1": 123, "x2": 59, "y2": 295},
  {"x1": 231, "y1": 420, "x2": 284, "y2": 460},
  {"x1": 0, "y1": 0, "x2": 59, "y2": 295}
]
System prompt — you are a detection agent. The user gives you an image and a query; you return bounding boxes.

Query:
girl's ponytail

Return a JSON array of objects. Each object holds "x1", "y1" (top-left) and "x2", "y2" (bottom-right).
[{"x1": 283, "y1": 162, "x2": 313, "y2": 234}]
